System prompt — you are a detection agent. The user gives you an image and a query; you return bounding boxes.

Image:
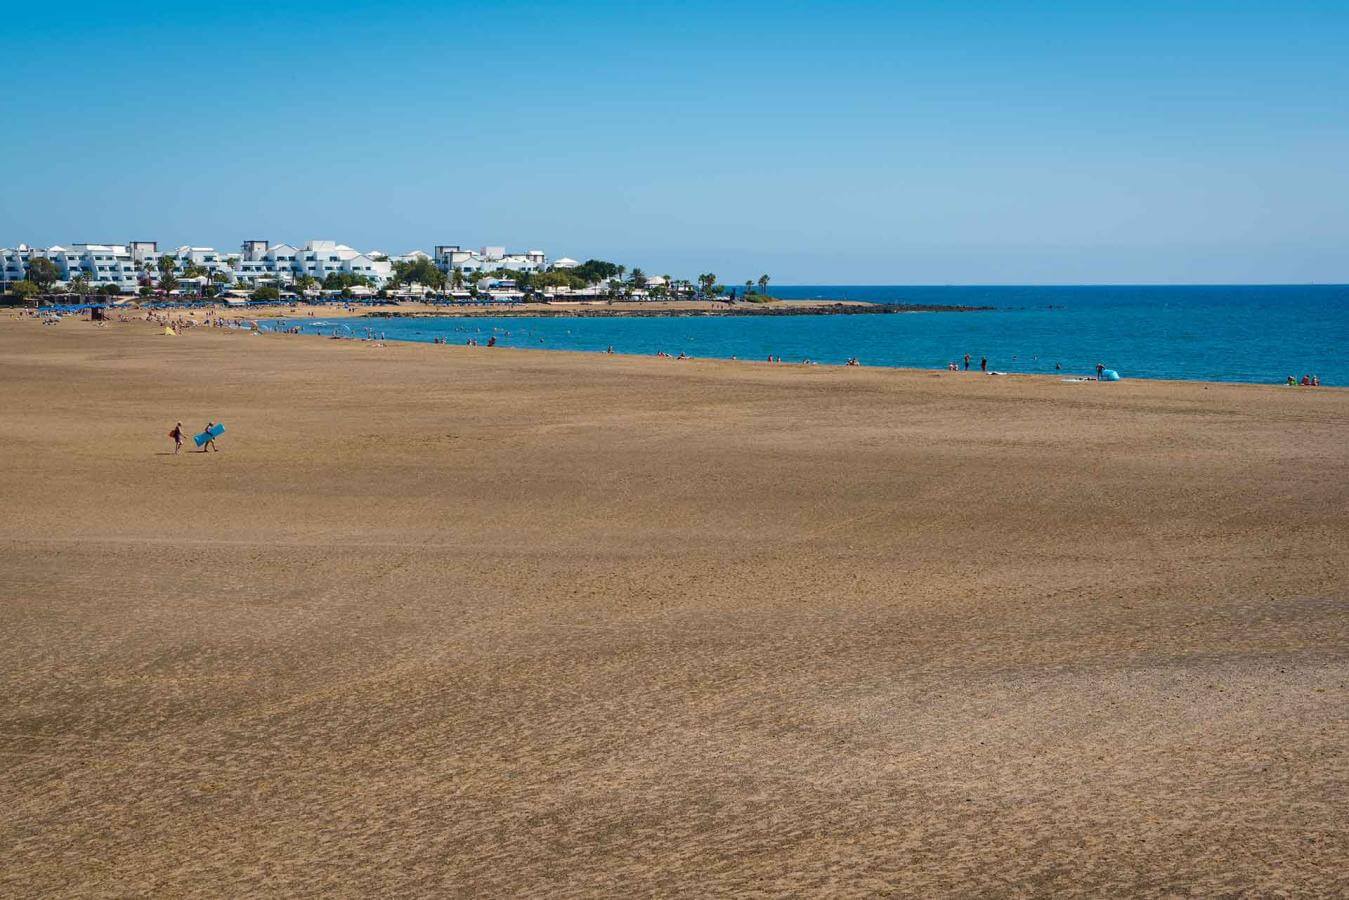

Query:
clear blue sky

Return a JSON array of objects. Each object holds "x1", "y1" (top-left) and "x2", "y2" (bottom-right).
[{"x1": 4, "y1": 1, "x2": 1346, "y2": 284}]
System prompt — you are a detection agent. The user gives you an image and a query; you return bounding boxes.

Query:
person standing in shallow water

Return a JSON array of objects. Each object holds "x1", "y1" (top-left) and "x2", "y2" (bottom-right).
[{"x1": 980, "y1": 356, "x2": 987, "y2": 372}]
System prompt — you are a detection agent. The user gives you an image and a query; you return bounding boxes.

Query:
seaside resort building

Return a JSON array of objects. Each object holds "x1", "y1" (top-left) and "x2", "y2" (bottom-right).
[
  {"x1": 1, "y1": 243, "x2": 142, "y2": 293},
  {"x1": 232, "y1": 240, "x2": 392, "y2": 287},
  {"x1": 432, "y1": 245, "x2": 547, "y2": 277},
  {"x1": 2, "y1": 240, "x2": 579, "y2": 293},
  {"x1": 2, "y1": 240, "x2": 396, "y2": 291}
]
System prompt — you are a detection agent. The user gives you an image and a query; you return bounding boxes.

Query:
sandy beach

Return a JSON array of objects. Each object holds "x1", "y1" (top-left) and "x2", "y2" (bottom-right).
[{"x1": 1, "y1": 315, "x2": 1345, "y2": 896}]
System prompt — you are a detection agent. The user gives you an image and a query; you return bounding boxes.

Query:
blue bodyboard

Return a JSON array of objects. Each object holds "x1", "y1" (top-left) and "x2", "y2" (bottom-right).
[{"x1": 194, "y1": 423, "x2": 225, "y2": 447}]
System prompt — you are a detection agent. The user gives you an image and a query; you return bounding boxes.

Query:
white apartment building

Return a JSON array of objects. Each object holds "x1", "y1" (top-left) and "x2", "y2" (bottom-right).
[
  {"x1": 3, "y1": 238, "x2": 573, "y2": 294},
  {"x1": 1, "y1": 243, "x2": 141, "y2": 291},
  {"x1": 233, "y1": 239, "x2": 392, "y2": 286},
  {"x1": 432, "y1": 245, "x2": 547, "y2": 276}
]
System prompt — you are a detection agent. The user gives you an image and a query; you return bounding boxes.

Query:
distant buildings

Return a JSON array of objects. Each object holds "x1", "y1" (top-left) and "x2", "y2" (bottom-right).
[
  {"x1": 0, "y1": 239, "x2": 582, "y2": 294},
  {"x1": 432, "y1": 245, "x2": 547, "y2": 276},
  {"x1": 233, "y1": 240, "x2": 392, "y2": 286},
  {"x1": 1, "y1": 243, "x2": 141, "y2": 292}
]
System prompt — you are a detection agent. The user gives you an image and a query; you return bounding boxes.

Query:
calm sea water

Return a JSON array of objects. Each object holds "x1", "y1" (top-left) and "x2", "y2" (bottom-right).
[{"x1": 280, "y1": 285, "x2": 1348, "y2": 385}]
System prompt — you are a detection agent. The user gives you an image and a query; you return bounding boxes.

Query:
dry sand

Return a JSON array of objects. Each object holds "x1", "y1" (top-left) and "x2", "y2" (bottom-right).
[{"x1": 0, "y1": 316, "x2": 1345, "y2": 897}]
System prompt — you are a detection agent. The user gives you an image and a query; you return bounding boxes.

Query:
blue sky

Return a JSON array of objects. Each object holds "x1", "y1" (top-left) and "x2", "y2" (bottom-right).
[{"x1": 3, "y1": 0, "x2": 1346, "y2": 283}]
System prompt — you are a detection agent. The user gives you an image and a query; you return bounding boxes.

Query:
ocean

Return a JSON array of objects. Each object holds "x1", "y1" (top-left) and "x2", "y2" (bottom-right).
[{"x1": 280, "y1": 285, "x2": 1348, "y2": 385}]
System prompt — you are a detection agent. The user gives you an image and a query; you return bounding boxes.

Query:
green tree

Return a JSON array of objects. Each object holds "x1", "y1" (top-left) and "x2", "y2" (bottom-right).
[
  {"x1": 697, "y1": 273, "x2": 718, "y2": 297},
  {"x1": 321, "y1": 271, "x2": 372, "y2": 290},
  {"x1": 631, "y1": 268, "x2": 647, "y2": 289},
  {"x1": 531, "y1": 270, "x2": 585, "y2": 291},
  {"x1": 758, "y1": 274, "x2": 770, "y2": 295},
  {"x1": 157, "y1": 255, "x2": 177, "y2": 278},
  {"x1": 450, "y1": 268, "x2": 465, "y2": 290},
  {"x1": 251, "y1": 285, "x2": 281, "y2": 302},
  {"x1": 571, "y1": 260, "x2": 620, "y2": 284},
  {"x1": 391, "y1": 258, "x2": 446, "y2": 290},
  {"x1": 68, "y1": 273, "x2": 93, "y2": 297},
  {"x1": 98, "y1": 283, "x2": 121, "y2": 297},
  {"x1": 744, "y1": 279, "x2": 753, "y2": 295},
  {"x1": 10, "y1": 280, "x2": 40, "y2": 303},
  {"x1": 159, "y1": 272, "x2": 179, "y2": 293},
  {"x1": 27, "y1": 257, "x2": 60, "y2": 291}
]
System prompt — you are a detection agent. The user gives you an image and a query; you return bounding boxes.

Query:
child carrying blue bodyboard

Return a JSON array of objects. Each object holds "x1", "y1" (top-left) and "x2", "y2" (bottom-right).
[{"x1": 194, "y1": 422, "x2": 225, "y2": 449}]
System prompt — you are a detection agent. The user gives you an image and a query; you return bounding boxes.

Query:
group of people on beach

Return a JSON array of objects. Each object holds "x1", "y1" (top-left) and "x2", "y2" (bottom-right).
[
  {"x1": 1288, "y1": 374, "x2": 1321, "y2": 386},
  {"x1": 943, "y1": 353, "x2": 1118, "y2": 379},
  {"x1": 947, "y1": 354, "x2": 990, "y2": 372},
  {"x1": 167, "y1": 421, "x2": 221, "y2": 454}
]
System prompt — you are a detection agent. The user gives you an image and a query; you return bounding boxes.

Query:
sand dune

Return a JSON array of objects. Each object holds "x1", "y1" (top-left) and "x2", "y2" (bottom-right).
[{"x1": 1, "y1": 316, "x2": 1345, "y2": 896}]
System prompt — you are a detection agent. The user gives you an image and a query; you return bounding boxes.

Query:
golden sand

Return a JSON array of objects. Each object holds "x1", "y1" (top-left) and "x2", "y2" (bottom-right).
[{"x1": 0, "y1": 316, "x2": 1345, "y2": 896}]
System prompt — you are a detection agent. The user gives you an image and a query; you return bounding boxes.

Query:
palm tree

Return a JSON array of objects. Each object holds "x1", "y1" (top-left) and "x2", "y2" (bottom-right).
[
  {"x1": 69, "y1": 273, "x2": 92, "y2": 297},
  {"x1": 758, "y1": 274, "x2": 770, "y2": 295},
  {"x1": 451, "y1": 268, "x2": 465, "y2": 290},
  {"x1": 207, "y1": 271, "x2": 230, "y2": 298},
  {"x1": 744, "y1": 279, "x2": 753, "y2": 295}
]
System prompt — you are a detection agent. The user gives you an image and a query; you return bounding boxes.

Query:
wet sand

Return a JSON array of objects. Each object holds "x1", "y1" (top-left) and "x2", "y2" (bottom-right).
[{"x1": 1, "y1": 316, "x2": 1345, "y2": 896}]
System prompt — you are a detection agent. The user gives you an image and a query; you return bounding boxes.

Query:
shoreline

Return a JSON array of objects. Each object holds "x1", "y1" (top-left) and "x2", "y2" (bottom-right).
[
  {"x1": 17, "y1": 296, "x2": 991, "y2": 319},
  {"x1": 37, "y1": 311, "x2": 1346, "y2": 389},
  {"x1": 360, "y1": 300, "x2": 993, "y2": 318}
]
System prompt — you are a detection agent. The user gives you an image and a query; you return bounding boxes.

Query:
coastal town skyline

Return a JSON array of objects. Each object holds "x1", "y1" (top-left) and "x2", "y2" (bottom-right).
[{"x1": 5, "y1": 1, "x2": 1347, "y2": 284}]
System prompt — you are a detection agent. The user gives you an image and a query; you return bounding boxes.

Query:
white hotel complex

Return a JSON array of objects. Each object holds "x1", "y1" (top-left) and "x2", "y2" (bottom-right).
[{"x1": 1, "y1": 239, "x2": 577, "y2": 292}]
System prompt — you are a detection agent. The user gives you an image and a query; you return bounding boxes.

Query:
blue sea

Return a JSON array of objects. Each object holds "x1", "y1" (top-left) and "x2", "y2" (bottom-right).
[{"x1": 280, "y1": 285, "x2": 1348, "y2": 385}]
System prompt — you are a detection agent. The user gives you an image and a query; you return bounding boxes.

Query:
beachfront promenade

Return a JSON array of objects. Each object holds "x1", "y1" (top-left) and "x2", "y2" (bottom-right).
[{"x1": 0, "y1": 316, "x2": 1345, "y2": 895}]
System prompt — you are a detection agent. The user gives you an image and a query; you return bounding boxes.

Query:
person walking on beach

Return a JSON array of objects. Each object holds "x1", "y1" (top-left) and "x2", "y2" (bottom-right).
[
  {"x1": 169, "y1": 422, "x2": 185, "y2": 455},
  {"x1": 201, "y1": 422, "x2": 219, "y2": 453},
  {"x1": 964, "y1": 353, "x2": 971, "y2": 371},
  {"x1": 980, "y1": 356, "x2": 987, "y2": 373}
]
